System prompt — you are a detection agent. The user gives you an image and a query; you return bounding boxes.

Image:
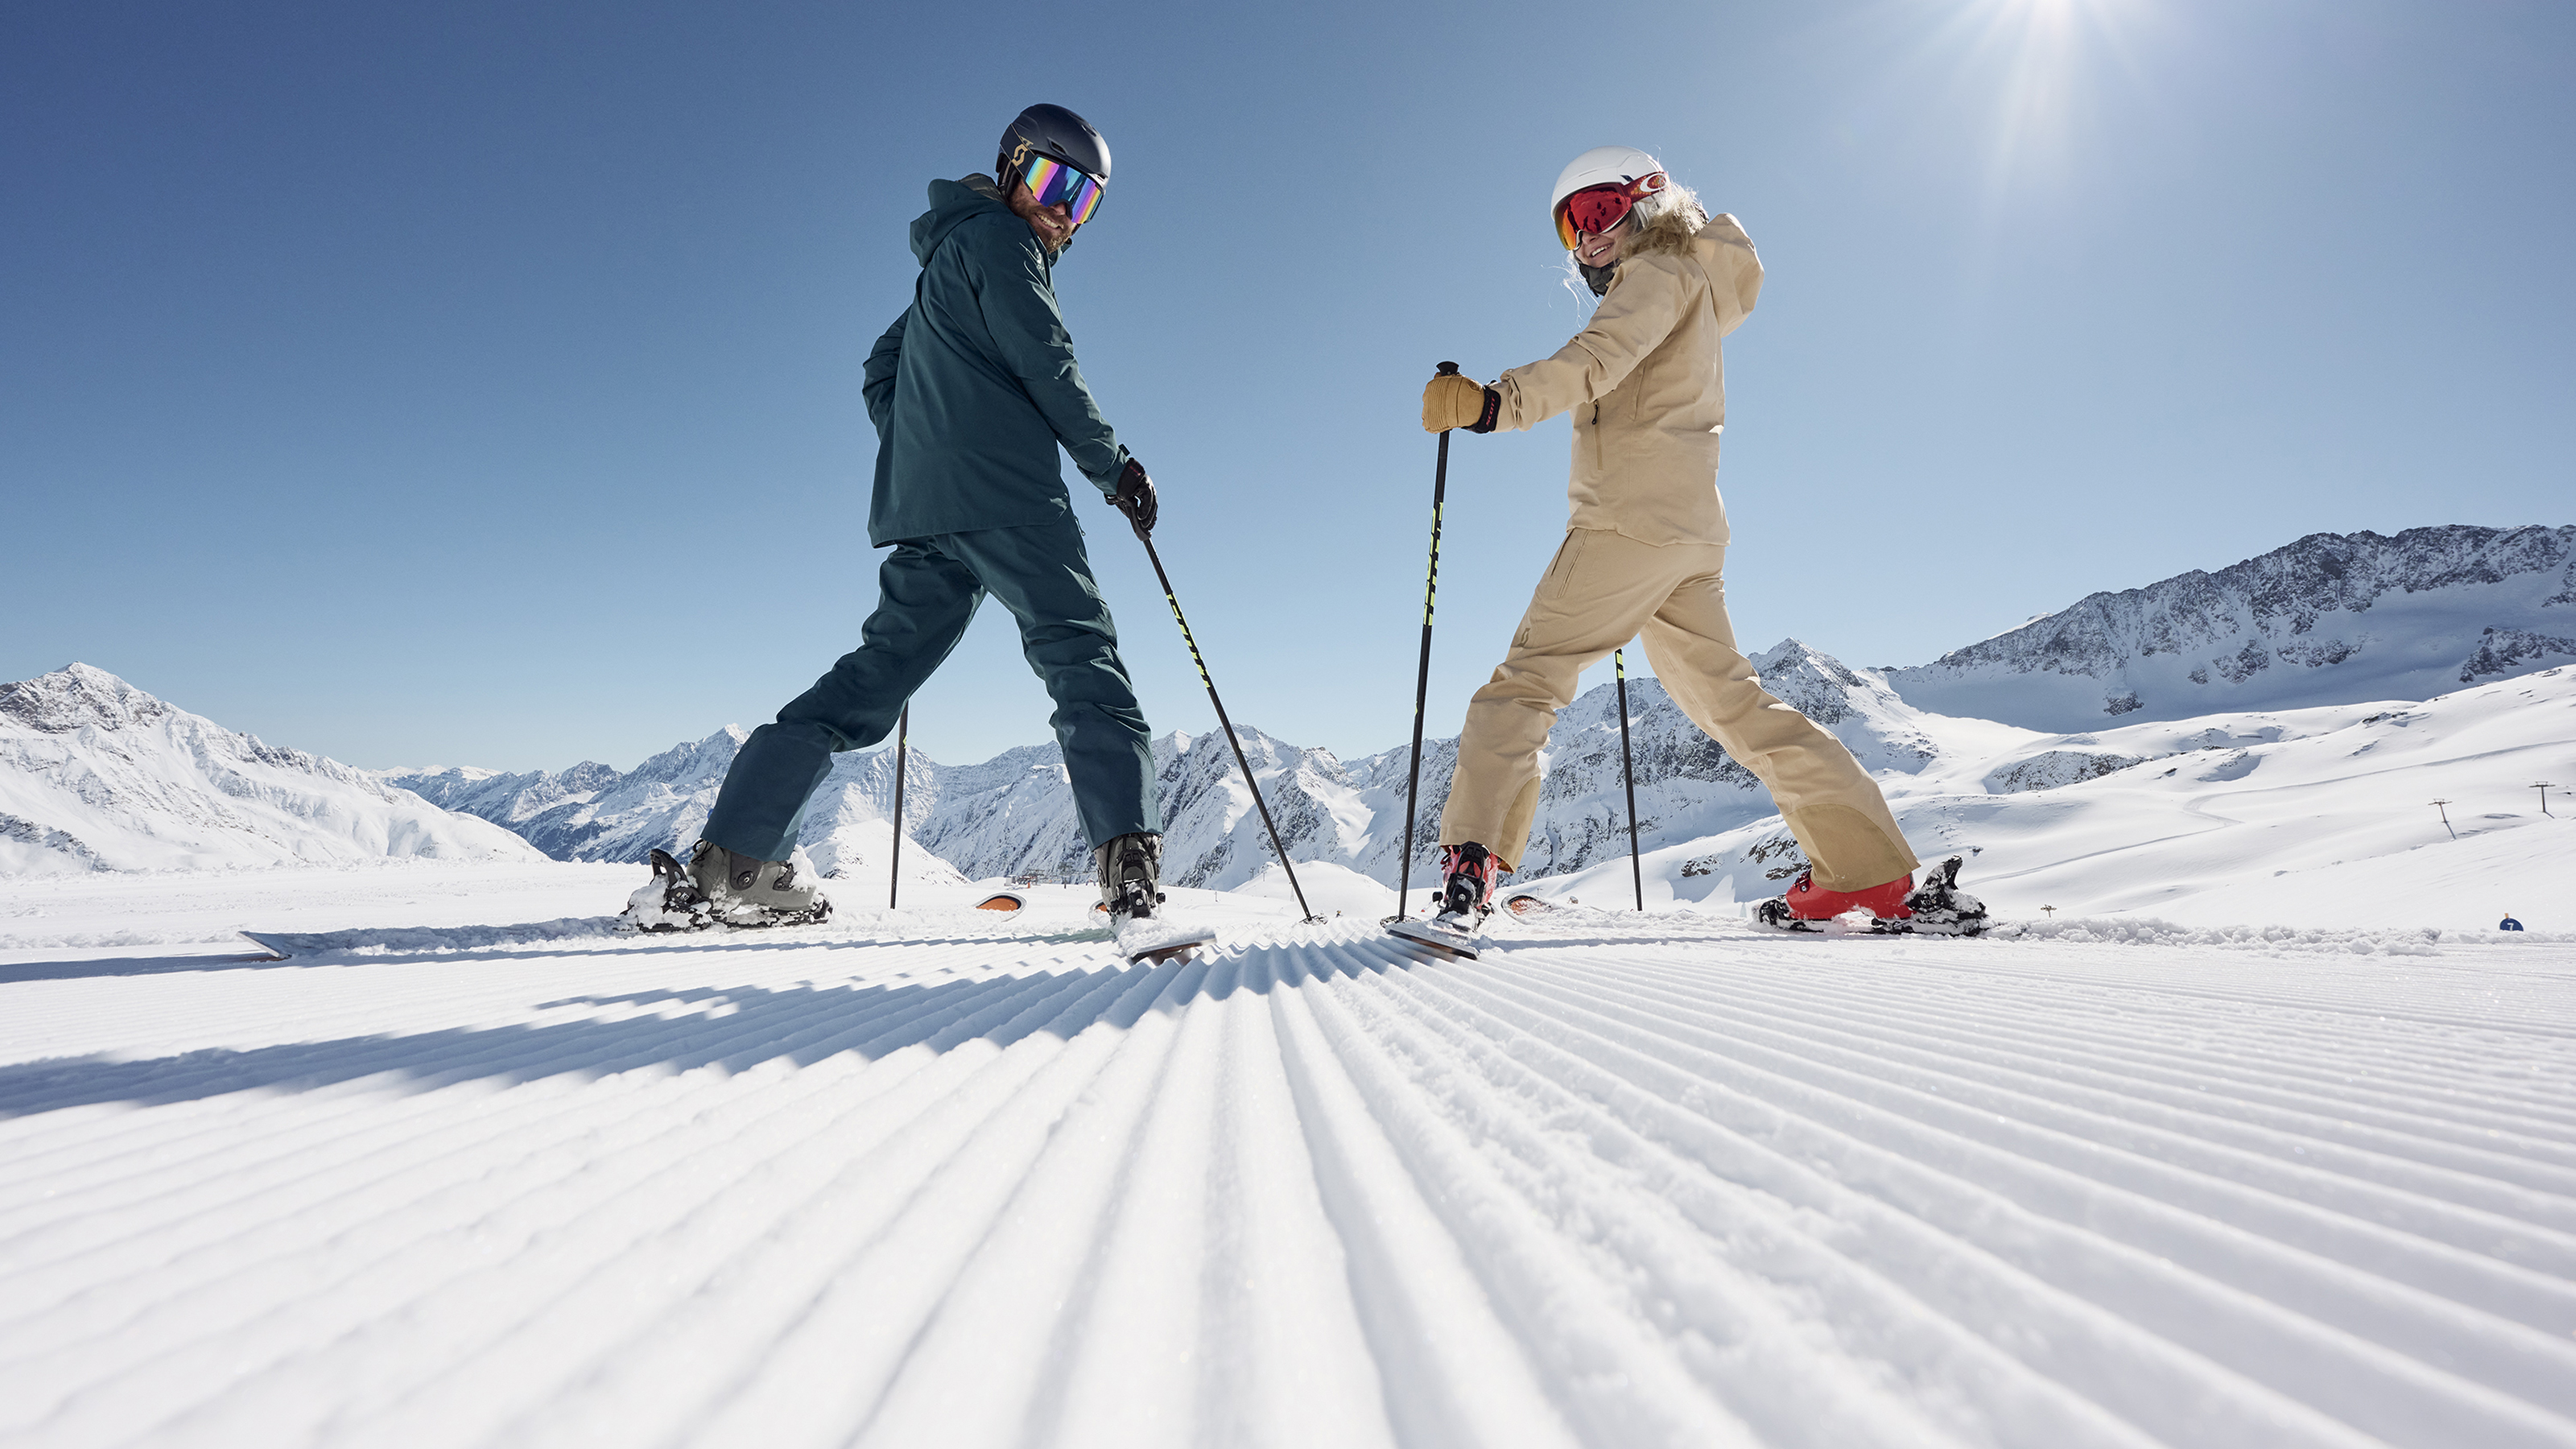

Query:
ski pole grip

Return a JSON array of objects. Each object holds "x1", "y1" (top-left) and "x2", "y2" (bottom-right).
[{"x1": 1435, "y1": 361, "x2": 1459, "y2": 377}]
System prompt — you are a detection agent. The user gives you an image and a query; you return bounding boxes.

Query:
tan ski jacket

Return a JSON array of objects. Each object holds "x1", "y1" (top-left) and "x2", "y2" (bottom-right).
[{"x1": 1488, "y1": 198, "x2": 1762, "y2": 545}]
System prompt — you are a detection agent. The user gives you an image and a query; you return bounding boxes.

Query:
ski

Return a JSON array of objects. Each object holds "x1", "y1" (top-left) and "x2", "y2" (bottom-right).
[
  {"x1": 1502, "y1": 893, "x2": 1552, "y2": 919},
  {"x1": 1387, "y1": 912, "x2": 1484, "y2": 960},
  {"x1": 1116, "y1": 917, "x2": 1218, "y2": 965},
  {"x1": 974, "y1": 890, "x2": 1027, "y2": 917}
]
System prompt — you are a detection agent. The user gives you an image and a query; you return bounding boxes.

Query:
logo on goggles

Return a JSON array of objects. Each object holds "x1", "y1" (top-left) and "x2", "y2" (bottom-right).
[
  {"x1": 1018, "y1": 151, "x2": 1104, "y2": 228},
  {"x1": 1554, "y1": 171, "x2": 1667, "y2": 250}
]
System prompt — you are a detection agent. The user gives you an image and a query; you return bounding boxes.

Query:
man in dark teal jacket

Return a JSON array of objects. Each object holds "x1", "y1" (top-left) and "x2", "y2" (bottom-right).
[{"x1": 656, "y1": 104, "x2": 1166, "y2": 930}]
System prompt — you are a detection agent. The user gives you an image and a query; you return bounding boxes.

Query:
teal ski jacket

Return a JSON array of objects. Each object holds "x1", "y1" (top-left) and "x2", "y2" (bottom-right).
[{"x1": 861, "y1": 175, "x2": 1130, "y2": 545}]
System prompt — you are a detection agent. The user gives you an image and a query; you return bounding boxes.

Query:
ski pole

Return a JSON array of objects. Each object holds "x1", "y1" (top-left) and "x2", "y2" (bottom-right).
[
  {"x1": 1393, "y1": 361, "x2": 1459, "y2": 921},
  {"x1": 1129, "y1": 513, "x2": 1322, "y2": 924},
  {"x1": 1616, "y1": 648, "x2": 1642, "y2": 911},
  {"x1": 889, "y1": 704, "x2": 908, "y2": 910}
]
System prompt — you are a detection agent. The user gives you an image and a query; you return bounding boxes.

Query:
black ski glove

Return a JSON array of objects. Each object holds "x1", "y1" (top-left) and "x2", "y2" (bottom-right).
[{"x1": 1113, "y1": 457, "x2": 1158, "y2": 535}]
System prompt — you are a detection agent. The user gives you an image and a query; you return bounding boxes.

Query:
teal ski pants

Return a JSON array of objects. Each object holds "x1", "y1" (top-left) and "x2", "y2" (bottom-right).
[{"x1": 703, "y1": 512, "x2": 1160, "y2": 862}]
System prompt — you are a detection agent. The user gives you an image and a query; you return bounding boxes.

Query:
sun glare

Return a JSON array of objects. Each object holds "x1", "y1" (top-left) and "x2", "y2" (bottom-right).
[{"x1": 1934, "y1": 0, "x2": 2140, "y2": 196}]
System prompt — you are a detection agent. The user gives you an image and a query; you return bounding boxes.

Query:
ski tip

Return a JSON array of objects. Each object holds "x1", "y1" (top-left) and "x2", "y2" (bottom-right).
[
  {"x1": 1503, "y1": 893, "x2": 1551, "y2": 918},
  {"x1": 1385, "y1": 918, "x2": 1481, "y2": 960},
  {"x1": 974, "y1": 891, "x2": 1027, "y2": 913}
]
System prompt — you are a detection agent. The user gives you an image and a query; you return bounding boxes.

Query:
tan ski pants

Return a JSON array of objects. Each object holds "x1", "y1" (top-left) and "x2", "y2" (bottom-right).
[{"x1": 1438, "y1": 528, "x2": 1918, "y2": 890}]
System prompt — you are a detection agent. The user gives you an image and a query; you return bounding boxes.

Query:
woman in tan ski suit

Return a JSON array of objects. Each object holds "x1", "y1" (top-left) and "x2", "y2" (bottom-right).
[{"x1": 1418, "y1": 147, "x2": 1922, "y2": 926}]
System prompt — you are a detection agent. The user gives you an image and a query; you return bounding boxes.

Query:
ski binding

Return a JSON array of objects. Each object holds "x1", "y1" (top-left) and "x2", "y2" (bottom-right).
[
  {"x1": 1752, "y1": 856, "x2": 1988, "y2": 937},
  {"x1": 1386, "y1": 910, "x2": 1485, "y2": 960}
]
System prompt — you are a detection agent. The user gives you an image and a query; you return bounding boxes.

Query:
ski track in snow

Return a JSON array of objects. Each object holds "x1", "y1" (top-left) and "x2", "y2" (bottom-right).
[{"x1": 2, "y1": 898, "x2": 2573, "y2": 1447}]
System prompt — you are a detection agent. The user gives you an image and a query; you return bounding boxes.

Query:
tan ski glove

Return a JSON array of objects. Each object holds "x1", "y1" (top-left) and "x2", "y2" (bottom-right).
[{"x1": 1421, "y1": 373, "x2": 1498, "y2": 433}]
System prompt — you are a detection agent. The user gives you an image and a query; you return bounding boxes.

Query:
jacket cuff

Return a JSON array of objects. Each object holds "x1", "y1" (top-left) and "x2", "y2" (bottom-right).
[{"x1": 1467, "y1": 386, "x2": 1501, "y2": 434}]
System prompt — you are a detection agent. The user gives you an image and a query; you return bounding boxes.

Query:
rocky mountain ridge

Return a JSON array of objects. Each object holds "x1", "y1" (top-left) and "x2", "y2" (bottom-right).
[
  {"x1": 1, "y1": 665, "x2": 544, "y2": 875},
  {"x1": 1884, "y1": 524, "x2": 2576, "y2": 731},
  {"x1": 379, "y1": 639, "x2": 1992, "y2": 894}
]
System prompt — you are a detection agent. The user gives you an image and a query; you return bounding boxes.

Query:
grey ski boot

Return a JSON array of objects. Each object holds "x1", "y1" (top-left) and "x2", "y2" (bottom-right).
[
  {"x1": 626, "y1": 840, "x2": 831, "y2": 931},
  {"x1": 1095, "y1": 832, "x2": 1215, "y2": 964},
  {"x1": 1095, "y1": 832, "x2": 1165, "y2": 925}
]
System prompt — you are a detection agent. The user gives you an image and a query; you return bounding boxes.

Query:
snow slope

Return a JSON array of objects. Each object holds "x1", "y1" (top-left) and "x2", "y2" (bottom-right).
[
  {"x1": 1534, "y1": 665, "x2": 2576, "y2": 931},
  {"x1": 0, "y1": 667, "x2": 543, "y2": 877},
  {"x1": 2, "y1": 866, "x2": 2571, "y2": 1447},
  {"x1": 1884, "y1": 524, "x2": 2576, "y2": 730}
]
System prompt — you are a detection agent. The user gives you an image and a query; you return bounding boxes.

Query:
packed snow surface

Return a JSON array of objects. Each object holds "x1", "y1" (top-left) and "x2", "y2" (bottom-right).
[{"x1": 4, "y1": 865, "x2": 2573, "y2": 1447}]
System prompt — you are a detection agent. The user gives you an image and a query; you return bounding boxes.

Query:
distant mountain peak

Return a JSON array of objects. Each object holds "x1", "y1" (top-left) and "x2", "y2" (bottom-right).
[
  {"x1": 1, "y1": 663, "x2": 175, "y2": 735},
  {"x1": 1, "y1": 667, "x2": 542, "y2": 875},
  {"x1": 1885, "y1": 524, "x2": 2576, "y2": 731}
]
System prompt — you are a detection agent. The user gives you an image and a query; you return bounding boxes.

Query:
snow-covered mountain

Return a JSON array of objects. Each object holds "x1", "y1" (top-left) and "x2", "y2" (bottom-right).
[
  {"x1": 1534, "y1": 663, "x2": 2575, "y2": 929},
  {"x1": 393, "y1": 528, "x2": 2576, "y2": 898},
  {"x1": 383, "y1": 640, "x2": 1990, "y2": 896},
  {"x1": 1884, "y1": 524, "x2": 2576, "y2": 730},
  {"x1": 0, "y1": 665, "x2": 543, "y2": 876},
  {"x1": 386, "y1": 732, "x2": 962, "y2": 892}
]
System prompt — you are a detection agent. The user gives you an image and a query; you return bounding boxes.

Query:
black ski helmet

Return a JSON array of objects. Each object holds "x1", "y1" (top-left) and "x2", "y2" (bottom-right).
[{"x1": 997, "y1": 103, "x2": 1111, "y2": 189}]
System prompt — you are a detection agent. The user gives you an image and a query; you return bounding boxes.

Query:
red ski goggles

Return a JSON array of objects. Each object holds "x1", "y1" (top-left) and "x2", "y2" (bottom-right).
[
  {"x1": 1017, "y1": 152, "x2": 1105, "y2": 227},
  {"x1": 1554, "y1": 172, "x2": 1666, "y2": 250}
]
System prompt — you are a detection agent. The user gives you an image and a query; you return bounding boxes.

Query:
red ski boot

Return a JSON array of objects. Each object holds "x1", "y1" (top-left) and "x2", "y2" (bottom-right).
[
  {"x1": 1385, "y1": 842, "x2": 1505, "y2": 960},
  {"x1": 1437, "y1": 843, "x2": 1505, "y2": 921},
  {"x1": 1756, "y1": 867, "x2": 1913, "y2": 931}
]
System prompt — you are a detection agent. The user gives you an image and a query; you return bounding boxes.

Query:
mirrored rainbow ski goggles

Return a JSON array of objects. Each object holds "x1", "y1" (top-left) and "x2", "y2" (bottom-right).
[{"x1": 1018, "y1": 152, "x2": 1105, "y2": 227}]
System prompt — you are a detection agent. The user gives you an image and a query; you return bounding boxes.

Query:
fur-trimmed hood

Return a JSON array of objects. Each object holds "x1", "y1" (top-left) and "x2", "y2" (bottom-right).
[
  {"x1": 1616, "y1": 184, "x2": 1711, "y2": 261},
  {"x1": 1577, "y1": 185, "x2": 1711, "y2": 294}
]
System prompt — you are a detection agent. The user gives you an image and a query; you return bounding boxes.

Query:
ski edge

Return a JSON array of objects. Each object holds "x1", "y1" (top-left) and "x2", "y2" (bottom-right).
[{"x1": 1385, "y1": 916, "x2": 1482, "y2": 960}]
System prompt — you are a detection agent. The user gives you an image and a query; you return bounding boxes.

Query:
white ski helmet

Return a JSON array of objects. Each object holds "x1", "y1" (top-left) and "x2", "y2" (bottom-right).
[{"x1": 1549, "y1": 145, "x2": 1668, "y2": 247}]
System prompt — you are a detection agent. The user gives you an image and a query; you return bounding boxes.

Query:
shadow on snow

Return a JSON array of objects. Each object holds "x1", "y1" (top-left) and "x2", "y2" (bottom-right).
[{"x1": 0, "y1": 934, "x2": 1426, "y2": 1118}]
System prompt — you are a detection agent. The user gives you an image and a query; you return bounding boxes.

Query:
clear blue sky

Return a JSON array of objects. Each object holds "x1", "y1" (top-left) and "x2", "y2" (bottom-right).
[{"x1": 6, "y1": 0, "x2": 2570, "y2": 774}]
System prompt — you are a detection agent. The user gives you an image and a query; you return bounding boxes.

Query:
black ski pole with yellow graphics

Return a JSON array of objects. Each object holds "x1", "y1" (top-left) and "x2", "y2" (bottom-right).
[
  {"x1": 1127, "y1": 511, "x2": 1321, "y2": 924},
  {"x1": 1391, "y1": 361, "x2": 1460, "y2": 921},
  {"x1": 889, "y1": 704, "x2": 909, "y2": 910},
  {"x1": 1616, "y1": 648, "x2": 1643, "y2": 911}
]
